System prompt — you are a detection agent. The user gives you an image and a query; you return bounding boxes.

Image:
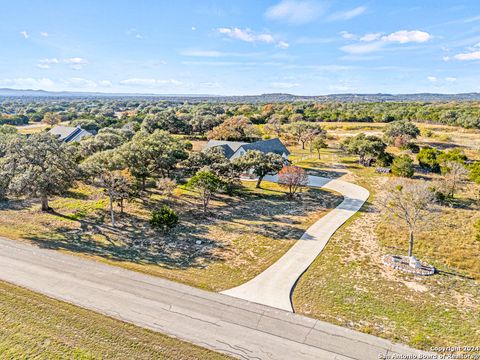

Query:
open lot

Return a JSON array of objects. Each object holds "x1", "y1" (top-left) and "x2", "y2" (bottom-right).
[
  {"x1": 0, "y1": 280, "x2": 229, "y2": 359},
  {"x1": 289, "y1": 134, "x2": 480, "y2": 349},
  {"x1": 0, "y1": 180, "x2": 342, "y2": 291}
]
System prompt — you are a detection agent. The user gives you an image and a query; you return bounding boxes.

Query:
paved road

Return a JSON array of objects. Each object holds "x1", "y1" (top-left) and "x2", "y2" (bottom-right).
[
  {"x1": 222, "y1": 174, "x2": 370, "y2": 312},
  {"x1": 0, "y1": 237, "x2": 427, "y2": 360}
]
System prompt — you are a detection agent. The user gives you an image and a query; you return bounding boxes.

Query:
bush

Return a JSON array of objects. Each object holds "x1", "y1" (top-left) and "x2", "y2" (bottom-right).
[
  {"x1": 421, "y1": 129, "x2": 434, "y2": 138},
  {"x1": 435, "y1": 133, "x2": 452, "y2": 142},
  {"x1": 391, "y1": 155, "x2": 414, "y2": 178},
  {"x1": 376, "y1": 152, "x2": 394, "y2": 167},
  {"x1": 401, "y1": 142, "x2": 420, "y2": 153},
  {"x1": 157, "y1": 178, "x2": 177, "y2": 198},
  {"x1": 417, "y1": 146, "x2": 441, "y2": 172},
  {"x1": 150, "y1": 205, "x2": 179, "y2": 233},
  {"x1": 428, "y1": 184, "x2": 448, "y2": 203},
  {"x1": 0, "y1": 115, "x2": 29, "y2": 126}
]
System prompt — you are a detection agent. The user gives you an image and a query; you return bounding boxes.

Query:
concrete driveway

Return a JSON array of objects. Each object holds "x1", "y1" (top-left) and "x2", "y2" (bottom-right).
[
  {"x1": 0, "y1": 236, "x2": 427, "y2": 360},
  {"x1": 222, "y1": 174, "x2": 370, "y2": 312}
]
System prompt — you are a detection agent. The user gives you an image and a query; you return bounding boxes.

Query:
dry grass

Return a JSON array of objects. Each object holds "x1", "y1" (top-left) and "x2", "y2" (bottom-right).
[
  {"x1": 289, "y1": 142, "x2": 480, "y2": 350},
  {"x1": 0, "y1": 281, "x2": 230, "y2": 359},
  {"x1": 0, "y1": 181, "x2": 342, "y2": 291}
]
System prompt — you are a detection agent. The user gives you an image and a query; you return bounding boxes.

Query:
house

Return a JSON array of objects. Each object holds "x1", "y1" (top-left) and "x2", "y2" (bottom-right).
[
  {"x1": 48, "y1": 125, "x2": 93, "y2": 143},
  {"x1": 204, "y1": 138, "x2": 290, "y2": 160}
]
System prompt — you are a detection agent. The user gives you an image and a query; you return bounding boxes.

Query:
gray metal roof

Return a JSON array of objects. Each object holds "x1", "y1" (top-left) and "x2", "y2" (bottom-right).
[
  {"x1": 204, "y1": 138, "x2": 289, "y2": 159},
  {"x1": 49, "y1": 126, "x2": 92, "y2": 143},
  {"x1": 240, "y1": 138, "x2": 290, "y2": 156},
  {"x1": 204, "y1": 140, "x2": 248, "y2": 152}
]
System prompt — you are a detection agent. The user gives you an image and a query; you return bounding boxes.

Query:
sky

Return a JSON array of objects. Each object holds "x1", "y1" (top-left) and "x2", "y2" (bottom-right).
[{"x1": 1, "y1": 0, "x2": 480, "y2": 95}]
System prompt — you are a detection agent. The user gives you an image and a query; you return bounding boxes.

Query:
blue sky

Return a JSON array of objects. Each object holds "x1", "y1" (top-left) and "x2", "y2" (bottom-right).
[{"x1": 1, "y1": 0, "x2": 480, "y2": 95}]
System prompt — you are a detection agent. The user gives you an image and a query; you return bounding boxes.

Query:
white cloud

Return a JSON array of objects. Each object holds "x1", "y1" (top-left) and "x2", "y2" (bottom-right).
[
  {"x1": 191, "y1": 26, "x2": 197, "y2": 31},
  {"x1": 36, "y1": 57, "x2": 88, "y2": 70},
  {"x1": 340, "y1": 31, "x2": 357, "y2": 40},
  {"x1": 217, "y1": 27, "x2": 288, "y2": 49},
  {"x1": 445, "y1": 77, "x2": 457, "y2": 82},
  {"x1": 40, "y1": 32, "x2": 49, "y2": 37},
  {"x1": 63, "y1": 57, "x2": 88, "y2": 70},
  {"x1": 427, "y1": 76, "x2": 437, "y2": 82},
  {"x1": 126, "y1": 28, "x2": 143, "y2": 39},
  {"x1": 218, "y1": 27, "x2": 272, "y2": 43},
  {"x1": 119, "y1": 78, "x2": 182, "y2": 87},
  {"x1": 340, "y1": 41, "x2": 384, "y2": 54},
  {"x1": 199, "y1": 81, "x2": 221, "y2": 88},
  {"x1": 0, "y1": 77, "x2": 54, "y2": 89},
  {"x1": 63, "y1": 57, "x2": 88, "y2": 64},
  {"x1": 41, "y1": 58, "x2": 60, "y2": 64},
  {"x1": 181, "y1": 50, "x2": 225, "y2": 57},
  {"x1": 98, "y1": 80, "x2": 113, "y2": 87},
  {"x1": 381, "y1": 30, "x2": 431, "y2": 44},
  {"x1": 271, "y1": 82, "x2": 300, "y2": 89},
  {"x1": 20, "y1": 31, "x2": 29, "y2": 39},
  {"x1": 443, "y1": 56, "x2": 451, "y2": 61},
  {"x1": 36, "y1": 58, "x2": 60, "y2": 69},
  {"x1": 265, "y1": 0, "x2": 324, "y2": 25},
  {"x1": 180, "y1": 49, "x2": 263, "y2": 58},
  {"x1": 360, "y1": 33, "x2": 382, "y2": 42},
  {"x1": 66, "y1": 77, "x2": 98, "y2": 88},
  {"x1": 454, "y1": 50, "x2": 480, "y2": 60},
  {"x1": 340, "y1": 29, "x2": 432, "y2": 54},
  {"x1": 329, "y1": 6, "x2": 366, "y2": 21}
]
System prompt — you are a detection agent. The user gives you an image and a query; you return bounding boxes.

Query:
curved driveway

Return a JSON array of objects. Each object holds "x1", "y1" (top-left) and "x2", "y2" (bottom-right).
[
  {"x1": 0, "y1": 236, "x2": 428, "y2": 360},
  {"x1": 222, "y1": 174, "x2": 370, "y2": 312}
]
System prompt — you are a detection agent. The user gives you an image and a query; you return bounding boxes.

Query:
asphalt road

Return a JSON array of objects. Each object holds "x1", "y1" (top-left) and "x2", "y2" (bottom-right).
[
  {"x1": 222, "y1": 174, "x2": 369, "y2": 311},
  {"x1": 0, "y1": 237, "x2": 427, "y2": 360}
]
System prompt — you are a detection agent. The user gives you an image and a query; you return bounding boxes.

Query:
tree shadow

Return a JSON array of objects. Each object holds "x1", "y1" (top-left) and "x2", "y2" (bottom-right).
[
  {"x1": 303, "y1": 168, "x2": 348, "y2": 179},
  {"x1": 0, "y1": 198, "x2": 35, "y2": 211},
  {"x1": 24, "y1": 207, "x2": 223, "y2": 270},
  {"x1": 436, "y1": 269, "x2": 475, "y2": 280},
  {"x1": 20, "y1": 181, "x2": 344, "y2": 273}
]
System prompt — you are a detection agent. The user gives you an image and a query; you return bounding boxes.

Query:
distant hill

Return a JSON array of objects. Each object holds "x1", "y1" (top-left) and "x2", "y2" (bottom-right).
[{"x1": 2, "y1": 88, "x2": 480, "y2": 103}]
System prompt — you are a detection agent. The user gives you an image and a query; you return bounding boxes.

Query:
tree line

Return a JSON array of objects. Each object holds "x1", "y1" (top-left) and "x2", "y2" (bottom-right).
[{"x1": 2, "y1": 98, "x2": 480, "y2": 130}]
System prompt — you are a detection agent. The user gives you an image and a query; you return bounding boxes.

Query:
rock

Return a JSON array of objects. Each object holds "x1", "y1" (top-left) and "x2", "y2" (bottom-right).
[
  {"x1": 195, "y1": 240, "x2": 202, "y2": 245},
  {"x1": 409, "y1": 256, "x2": 422, "y2": 268}
]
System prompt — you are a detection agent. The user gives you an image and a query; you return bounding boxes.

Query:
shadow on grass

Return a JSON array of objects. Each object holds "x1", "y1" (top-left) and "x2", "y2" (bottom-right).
[
  {"x1": 303, "y1": 168, "x2": 348, "y2": 179},
  {"x1": 422, "y1": 141, "x2": 459, "y2": 150},
  {"x1": 22, "y1": 184, "x2": 343, "y2": 272},
  {"x1": 436, "y1": 269, "x2": 475, "y2": 280},
  {"x1": 0, "y1": 198, "x2": 34, "y2": 211},
  {"x1": 24, "y1": 208, "x2": 224, "y2": 270}
]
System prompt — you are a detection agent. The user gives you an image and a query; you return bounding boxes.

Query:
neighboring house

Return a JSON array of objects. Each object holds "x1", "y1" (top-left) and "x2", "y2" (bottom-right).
[
  {"x1": 204, "y1": 138, "x2": 290, "y2": 160},
  {"x1": 48, "y1": 125, "x2": 93, "y2": 143}
]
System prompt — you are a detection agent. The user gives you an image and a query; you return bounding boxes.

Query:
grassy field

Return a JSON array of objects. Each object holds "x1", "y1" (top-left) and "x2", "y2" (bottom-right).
[
  {"x1": 0, "y1": 181, "x2": 342, "y2": 291},
  {"x1": 0, "y1": 281, "x2": 230, "y2": 359},
  {"x1": 289, "y1": 133, "x2": 480, "y2": 350}
]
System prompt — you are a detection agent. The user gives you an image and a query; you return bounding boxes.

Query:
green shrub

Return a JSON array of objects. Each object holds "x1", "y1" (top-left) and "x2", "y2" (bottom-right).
[
  {"x1": 150, "y1": 205, "x2": 179, "y2": 233},
  {"x1": 376, "y1": 152, "x2": 394, "y2": 167},
  {"x1": 391, "y1": 155, "x2": 414, "y2": 178},
  {"x1": 401, "y1": 142, "x2": 420, "y2": 153},
  {"x1": 428, "y1": 185, "x2": 448, "y2": 202},
  {"x1": 435, "y1": 133, "x2": 451, "y2": 142},
  {"x1": 421, "y1": 129, "x2": 434, "y2": 138},
  {"x1": 417, "y1": 146, "x2": 441, "y2": 172}
]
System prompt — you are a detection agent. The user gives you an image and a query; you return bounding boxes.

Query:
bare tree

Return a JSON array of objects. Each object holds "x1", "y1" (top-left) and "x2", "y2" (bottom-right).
[
  {"x1": 443, "y1": 161, "x2": 468, "y2": 197},
  {"x1": 278, "y1": 166, "x2": 309, "y2": 199},
  {"x1": 379, "y1": 180, "x2": 435, "y2": 258}
]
